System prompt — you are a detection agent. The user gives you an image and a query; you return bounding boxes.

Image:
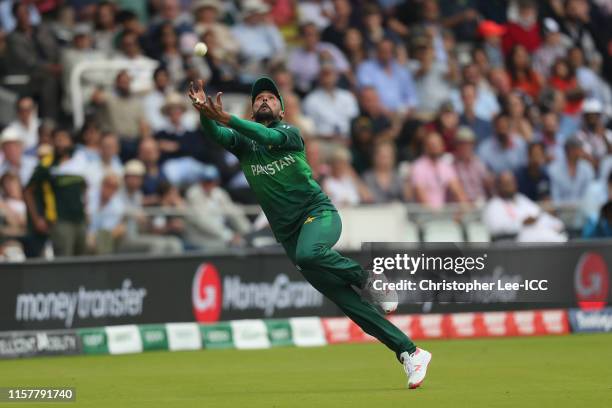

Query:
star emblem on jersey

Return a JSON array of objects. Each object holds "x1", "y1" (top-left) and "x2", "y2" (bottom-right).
[{"x1": 304, "y1": 216, "x2": 316, "y2": 224}]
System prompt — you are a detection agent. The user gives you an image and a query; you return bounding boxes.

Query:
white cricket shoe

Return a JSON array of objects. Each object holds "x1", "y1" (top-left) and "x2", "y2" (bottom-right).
[
  {"x1": 362, "y1": 271, "x2": 398, "y2": 314},
  {"x1": 401, "y1": 348, "x2": 432, "y2": 389}
]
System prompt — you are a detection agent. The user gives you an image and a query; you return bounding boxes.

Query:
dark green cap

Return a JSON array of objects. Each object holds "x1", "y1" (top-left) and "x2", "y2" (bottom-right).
[{"x1": 251, "y1": 76, "x2": 284, "y2": 111}]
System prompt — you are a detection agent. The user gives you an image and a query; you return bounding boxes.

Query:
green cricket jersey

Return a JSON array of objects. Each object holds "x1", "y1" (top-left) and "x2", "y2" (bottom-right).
[
  {"x1": 27, "y1": 153, "x2": 87, "y2": 224},
  {"x1": 200, "y1": 115, "x2": 335, "y2": 242}
]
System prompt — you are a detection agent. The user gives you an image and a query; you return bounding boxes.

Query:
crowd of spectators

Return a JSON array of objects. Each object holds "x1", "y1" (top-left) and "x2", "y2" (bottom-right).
[{"x1": 1, "y1": 0, "x2": 612, "y2": 259}]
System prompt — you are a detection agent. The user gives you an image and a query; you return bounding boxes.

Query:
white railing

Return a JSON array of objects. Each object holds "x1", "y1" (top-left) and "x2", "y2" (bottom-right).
[{"x1": 69, "y1": 59, "x2": 158, "y2": 129}]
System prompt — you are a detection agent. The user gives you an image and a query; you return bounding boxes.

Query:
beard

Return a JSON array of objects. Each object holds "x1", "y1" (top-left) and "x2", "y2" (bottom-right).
[{"x1": 253, "y1": 104, "x2": 278, "y2": 123}]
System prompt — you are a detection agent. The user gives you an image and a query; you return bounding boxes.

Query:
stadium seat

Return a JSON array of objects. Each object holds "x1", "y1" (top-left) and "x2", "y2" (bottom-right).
[
  {"x1": 465, "y1": 221, "x2": 491, "y2": 243},
  {"x1": 335, "y1": 205, "x2": 413, "y2": 250},
  {"x1": 421, "y1": 219, "x2": 464, "y2": 243}
]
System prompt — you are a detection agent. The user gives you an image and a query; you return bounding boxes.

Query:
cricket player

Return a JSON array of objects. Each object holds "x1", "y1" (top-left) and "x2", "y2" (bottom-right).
[{"x1": 188, "y1": 78, "x2": 431, "y2": 389}]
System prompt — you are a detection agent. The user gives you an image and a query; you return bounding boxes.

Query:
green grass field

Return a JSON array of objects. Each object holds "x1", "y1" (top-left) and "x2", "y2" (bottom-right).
[{"x1": 1, "y1": 334, "x2": 611, "y2": 408}]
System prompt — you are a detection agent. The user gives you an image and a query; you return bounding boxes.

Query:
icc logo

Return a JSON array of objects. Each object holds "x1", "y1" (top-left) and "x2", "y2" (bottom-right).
[
  {"x1": 574, "y1": 252, "x2": 609, "y2": 311},
  {"x1": 192, "y1": 263, "x2": 222, "y2": 322}
]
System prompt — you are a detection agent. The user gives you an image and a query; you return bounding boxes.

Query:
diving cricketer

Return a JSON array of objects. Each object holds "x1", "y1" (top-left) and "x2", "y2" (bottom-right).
[{"x1": 188, "y1": 78, "x2": 432, "y2": 389}]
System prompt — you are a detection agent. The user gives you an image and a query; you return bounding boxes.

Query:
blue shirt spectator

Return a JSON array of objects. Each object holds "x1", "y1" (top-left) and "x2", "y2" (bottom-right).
[
  {"x1": 582, "y1": 202, "x2": 612, "y2": 239},
  {"x1": 548, "y1": 139, "x2": 595, "y2": 205},
  {"x1": 356, "y1": 39, "x2": 418, "y2": 114},
  {"x1": 477, "y1": 114, "x2": 527, "y2": 174},
  {"x1": 515, "y1": 143, "x2": 551, "y2": 202}
]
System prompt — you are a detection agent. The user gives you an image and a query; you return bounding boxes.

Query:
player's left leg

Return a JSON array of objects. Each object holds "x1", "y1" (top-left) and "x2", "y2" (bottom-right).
[
  {"x1": 293, "y1": 209, "x2": 367, "y2": 288},
  {"x1": 281, "y1": 208, "x2": 432, "y2": 388}
]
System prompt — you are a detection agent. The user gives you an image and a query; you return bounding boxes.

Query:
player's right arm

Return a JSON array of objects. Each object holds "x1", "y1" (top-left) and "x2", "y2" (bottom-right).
[
  {"x1": 198, "y1": 113, "x2": 245, "y2": 152},
  {"x1": 189, "y1": 80, "x2": 248, "y2": 154}
]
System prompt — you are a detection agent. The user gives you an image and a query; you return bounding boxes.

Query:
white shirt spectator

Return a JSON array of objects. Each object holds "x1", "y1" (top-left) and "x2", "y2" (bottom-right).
[
  {"x1": 3, "y1": 118, "x2": 39, "y2": 151},
  {"x1": 483, "y1": 193, "x2": 565, "y2": 239},
  {"x1": 323, "y1": 175, "x2": 360, "y2": 207},
  {"x1": 303, "y1": 87, "x2": 359, "y2": 139}
]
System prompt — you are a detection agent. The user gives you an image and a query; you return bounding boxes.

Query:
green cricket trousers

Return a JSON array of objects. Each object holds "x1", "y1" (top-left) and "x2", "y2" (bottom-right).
[{"x1": 281, "y1": 208, "x2": 416, "y2": 360}]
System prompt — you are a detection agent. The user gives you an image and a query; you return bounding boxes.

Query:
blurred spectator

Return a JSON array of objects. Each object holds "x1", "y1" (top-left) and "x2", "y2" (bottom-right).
[
  {"x1": 501, "y1": 0, "x2": 541, "y2": 56},
  {"x1": 582, "y1": 201, "x2": 612, "y2": 239},
  {"x1": 362, "y1": 141, "x2": 410, "y2": 203},
  {"x1": 148, "y1": 0, "x2": 193, "y2": 40},
  {"x1": 478, "y1": 113, "x2": 527, "y2": 174},
  {"x1": 297, "y1": 0, "x2": 334, "y2": 30},
  {"x1": 451, "y1": 63, "x2": 500, "y2": 121},
  {"x1": 231, "y1": 0, "x2": 285, "y2": 83},
  {"x1": 402, "y1": 0, "x2": 449, "y2": 64},
  {"x1": 282, "y1": 92, "x2": 316, "y2": 139},
  {"x1": 535, "y1": 111, "x2": 565, "y2": 163},
  {"x1": 458, "y1": 82, "x2": 493, "y2": 144},
  {"x1": 438, "y1": 0, "x2": 481, "y2": 43},
  {"x1": 515, "y1": 142, "x2": 552, "y2": 202},
  {"x1": 409, "y1": 41, "x2": 453, "y2": 116},
  {"x1": 0, "y1": 0, "x2": 41, "y2": 33},
  {"x1": 342, "y1": 28, "x2": 367, "y2": 70},
  {"x1": 575, "y1": 99, "x2": 612, "y2": 167},
  {"x1": 184, "y1": 166, "x2": 251, "y2": 250},
  {"x1": 477, "y1": 20, "x2": 505, "y2": 69},
  {"x1": 548, "y1": 58, "x2": 584, "y2": 116},
  {"x1": 506, "y1": 44, "x2": 544, "y2": 99},
  {"x1": 483, "y1": 171, "x2": 566, "y2": 242},
  {"x1": 357, "y1": 39, "x2": 418, "y2": 115},
  {"x1": 548, "y1": 137, "x2": 595, "y2": 205},
  {"x1": 453, "y1": 127, "x2": 493, "y2": 204},
  {"x1": 6, "y1": 2, "x2": 61, "y2": 120},
  {"x1": 425, "y1": 102, "x2": 460, "y2": 152},
  {"x1": 503, "y1": 92, "x2": 533, "y2": 142},
  {"x1": 99, "y1": 132, "x2": 124, "y2": 177},
  {"x1": 156, "y1": 23, "x2": 188, "y2": 87},
  {"x1": 533, "y1": 18, "x2": 570, "y2": 78},
  {"x1": 0, "y1": 127, "x2": 37, "y2": 186},
  {"x1": 200, "y1": 25, "x2": 245, "y2": 93},
  {"x1": 113, "y1": 30, "x2": 158, "y2": 93},
  {"x1": 118, "y1": 160, "x2": 183, "y2": 254},
  {"x1": 411, "y1": 132, "x2": 467, "y2": 209},
  {"x1": 24, "y1": 129, "x2": 88, "y2": 257},
  {"x1": 93, "y1": 1, "x2": 118, "y2": 56},
  {"x1": 560, "y1": 0, "x2": 602, "y2": 69},
  {"x1": 567, "y1": 46, "x2": 612, "y2": 113},
  {"x1": 87, "y1": 172, "x2": 125, "y2": 254},
  {"x1": 138, "y1": 138, "x2": 167, "y2": 204},
  {"x1": 305, "y1": 138, "x2": 329, "y2": 183},
  {"x1": 144, "y1": 67, "x2": 173, "y2": 133},
  {"x1": 323, "y1": 147, "x2": 372, "y2": 207},
  {"x1": 151, "y1": 181, "x2": 186, "y2": 240},
  {"x1": 0, "y1": 172, "x2": 26, "y2": 237},
  {"x1": 360, "y1": 3, "x2": 401, "y2": 53},
  {"x1": 191, "y1": 0, "x2": 239, "y2": 60},
  {"x1": 582, "y1": 166, "x2": 612, "y2": 220},
  {"x1": 321, "y1": 0, "x2": 354, "y2": 50},
  {"x1": 60, "y1": 24, "x2": 106, "y2": 114},
  {"x1": 92, "y1": 70, "x2": 151, "y2": 161},
  {"x1": 3, "y1": 96, "x2": 39, "y2": 151},
  {"x1": 352, "y1": 86, "x2": 396, "y2": 140},
  {"x1": 155, "y1": 92, "x2": 200, "y2": 162},
  {"x1": 303, "y1": 63, "x2": 358, "y2": 157},
  {"x1": 288, "y1": 22, "x2": 350, "y2": 95}
]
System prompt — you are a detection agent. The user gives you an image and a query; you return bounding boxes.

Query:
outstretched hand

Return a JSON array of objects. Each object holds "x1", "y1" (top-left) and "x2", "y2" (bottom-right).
[{"x1": 188, "y1": 80, "x2": 231, "y2": 125}]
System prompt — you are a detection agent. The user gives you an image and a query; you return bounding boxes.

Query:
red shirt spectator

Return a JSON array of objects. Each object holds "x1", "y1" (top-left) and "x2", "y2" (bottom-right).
[{"x1": 501, "y1": 0, "x2": 542, "y2": 55}]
